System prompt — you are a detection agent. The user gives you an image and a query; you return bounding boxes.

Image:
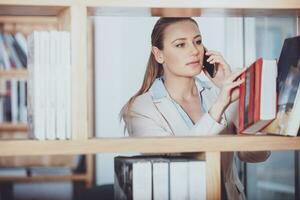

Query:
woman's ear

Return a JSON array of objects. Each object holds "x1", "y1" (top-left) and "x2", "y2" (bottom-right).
[{"x1": 151, "y1": 46, "x2": 164, "y2": 64}]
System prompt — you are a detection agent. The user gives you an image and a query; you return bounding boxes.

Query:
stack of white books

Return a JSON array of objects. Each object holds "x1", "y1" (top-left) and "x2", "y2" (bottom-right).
[
  {"x1": 114, "y1": 155, "x2": 206, "y2": 200},
  {"x1": 27, "y1": 31, "x2": 71, "y2": 140}
]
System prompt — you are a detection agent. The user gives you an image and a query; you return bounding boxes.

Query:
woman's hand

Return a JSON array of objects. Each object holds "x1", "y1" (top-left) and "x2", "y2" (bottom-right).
[{"x1": 203, "y1": 50, "x2": 245, "y2": 108}]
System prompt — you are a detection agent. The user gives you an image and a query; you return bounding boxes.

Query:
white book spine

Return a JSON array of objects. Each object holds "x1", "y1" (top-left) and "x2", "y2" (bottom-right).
[
  {"x1": 153, "y1": 161, "x2": 169, "y2": 200},
  {"x1": 260, "y1": 59, "x2": 277, "y2": 120},
  {"x1": 47, "y1": 31, "x2": 56, "y2": 140},
  {"x1": 37, "y1": 32, "x2": 45, "y2": 140},
  {"x1": 54, "y1": 31, "x2": 64, "y2": 140},
  {"x1": 188, "y1": 161, "x2": 206, "y2": 200},
  {"x1": 170, "y1": 161, "x2": 189, "y2": 200},
  {"x1": 64, "y1": 32, "x2": 71, "y2": 139},
  {"x1": 133, "y1": 162, "x2": 152, "y2": 200}
]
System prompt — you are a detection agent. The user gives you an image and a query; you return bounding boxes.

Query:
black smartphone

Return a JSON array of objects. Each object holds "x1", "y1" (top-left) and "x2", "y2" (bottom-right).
[{"x1": 203, "y1": 48, "x2": 216, "y2": 78}]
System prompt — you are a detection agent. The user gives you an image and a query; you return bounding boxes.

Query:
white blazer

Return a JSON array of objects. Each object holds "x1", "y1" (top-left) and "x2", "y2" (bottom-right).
[{"x1": 123, "y1": 78, "x2": 270, "y2": 200}]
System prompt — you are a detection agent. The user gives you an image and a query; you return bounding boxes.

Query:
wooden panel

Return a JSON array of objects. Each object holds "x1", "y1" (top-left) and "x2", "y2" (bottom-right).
[
  {"x1": 88, "y1": 7, "x2": 300, "y2": 17},
  {"x1": 85, "y1": 154, "x2": 94, "y2": 187},
  {"x1": 0, "y1": 16, "x2": 57, "y2": 24},
  {"x1": 206, "y1": 152, "x2": 220, "y2": 200},
  {"x1": 0, "y1": 5, "x2": 69, "y2": 16},
  {"x1": 0, "y1": 123, "x2": 28, "y2": 132},
  {"x1": 87, "y1": 18, "x2": 94, "y2": 138},
  {"x1": 0, "y1": 0, "x2": 72, "y2": 6},
  {"x1": 86, "y1": 0, "x2": 300, "y2": 8},
  {"x1": 69, "y1": 3, "x2": 88, "y2": 140},
  {"x1": 0, "y1": 16, "x2": 58, "y2": 36},
  {"x1": 0, "y1": 135, "x2": 300, "y2": 156},
  {"x1": 0, "y1": 69, "x2": 28, "y2": 80},
  {"x1": 0, "y1": 174, "x2": 87, "y2": 182},
  {"x1": 58, "y1": 7, "x2": 71, "y2": 31}
]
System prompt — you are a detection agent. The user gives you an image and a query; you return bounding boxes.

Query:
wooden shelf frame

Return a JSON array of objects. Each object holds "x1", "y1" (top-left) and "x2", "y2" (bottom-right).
[
  {"x1": 0, "y1": 174, "x2": 88, "y2": 182},
  {"x1": 85, "y1": 0, "x2": 300, "y2": 9},
  {"x1": 0, "y1": 135, "x2": 299, "y2": 156},
  {"x1": 1, "y1": 1, "x2": 300, "y2": 199},
  {"x1": 0, "y1": 123, "x2": 28, "y2": 132},
  {"x1": 0, "y1": 69, "x2": 28, "y2": 80}
]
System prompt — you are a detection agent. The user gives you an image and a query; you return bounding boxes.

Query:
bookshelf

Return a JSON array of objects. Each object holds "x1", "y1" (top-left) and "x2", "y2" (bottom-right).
[
  {"x1": 0, "y1": 0, "x2": 300, "y2": 199},
  {"x1": 0, "y1": 1, "x2": 94, "y2": 194}
]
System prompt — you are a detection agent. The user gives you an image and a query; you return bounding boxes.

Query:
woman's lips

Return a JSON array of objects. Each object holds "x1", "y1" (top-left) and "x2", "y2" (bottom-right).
[{"x1": 186, "y1": 61, "x2": 200, "y2": 66}]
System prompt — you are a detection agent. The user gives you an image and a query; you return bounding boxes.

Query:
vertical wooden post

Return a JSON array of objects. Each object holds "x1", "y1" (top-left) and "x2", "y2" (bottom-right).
[
  {"x1": 85, "y1": 154, "x2": 95, "y2": 187},
  {"x1": 206, "y1": 151, "x2": 221, "y2": 200},
  {"x1": 70, "y1": 2, "x2": 88, "y2": 140}
]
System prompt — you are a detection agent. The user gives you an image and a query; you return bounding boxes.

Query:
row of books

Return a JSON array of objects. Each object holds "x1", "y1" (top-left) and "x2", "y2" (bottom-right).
[
  {"x1": 239, "y1": 35, "x2": 300, "y2": 136},
  {"x1": 0, "y1": 79, "x2": 27, "y2": 123},
  {"x1": 0, "y1": 32, "x2": 27, "y2": 70},
  {"x1": 114, "y1": 156, "x2": 206, "y2": 200},
  {"x1": 27, "y1": 31, "x2": 71, "y2": 140},
  {"x1": 0, "y1": 166, "x2": 71, "y2": 177}
]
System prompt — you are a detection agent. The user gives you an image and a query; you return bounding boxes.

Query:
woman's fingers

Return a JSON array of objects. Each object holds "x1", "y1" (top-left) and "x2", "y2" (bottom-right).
[
  {"x1": 228, "y1": 68, "x2": 247, "y2": 83},
  {"x1": 206, "y1": 54, "x2": 231, "y2": 72},
  {"x1": 205, "y1": 50, "x2": 221, "y2": 56}
]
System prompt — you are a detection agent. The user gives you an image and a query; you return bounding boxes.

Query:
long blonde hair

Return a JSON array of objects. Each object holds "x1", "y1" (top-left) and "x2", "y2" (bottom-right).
[{"x1": 120, "y1": 17, "x2": 198, "y2": 120}]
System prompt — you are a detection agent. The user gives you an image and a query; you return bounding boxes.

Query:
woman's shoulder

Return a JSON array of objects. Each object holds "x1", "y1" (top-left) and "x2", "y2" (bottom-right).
[{"x1": 131, "y1": 92, "x2": 155, "y2": 113}]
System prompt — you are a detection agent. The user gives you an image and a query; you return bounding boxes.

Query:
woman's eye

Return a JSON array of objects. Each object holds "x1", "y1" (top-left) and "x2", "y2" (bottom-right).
[
  {"x1": 175, "y1": 43, "x2": 185, "y2": 48},
  {"x1": 196, "y1": 40, "x2": 202, "y2": 45}
]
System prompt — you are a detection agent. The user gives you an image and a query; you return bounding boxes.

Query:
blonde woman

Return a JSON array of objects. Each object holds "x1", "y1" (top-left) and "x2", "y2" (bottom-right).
[{"x1": 121, "y1": 17, "x2": 270, "y2": 200}]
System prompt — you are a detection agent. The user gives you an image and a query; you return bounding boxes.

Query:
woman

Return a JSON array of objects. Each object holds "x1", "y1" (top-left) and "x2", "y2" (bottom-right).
[{"x1": 121, "y1": 17, "x2": 270, "y2": 200}]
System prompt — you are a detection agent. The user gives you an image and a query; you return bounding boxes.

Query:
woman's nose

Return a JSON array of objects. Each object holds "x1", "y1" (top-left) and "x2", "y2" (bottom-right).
[{"x1": 189, "y1": 43, "x2": 199, "y2": 55}]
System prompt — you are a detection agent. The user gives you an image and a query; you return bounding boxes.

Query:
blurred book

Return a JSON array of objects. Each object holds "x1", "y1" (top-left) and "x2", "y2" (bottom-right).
[
  {"x1": 29, "y1": 167, "x2": 71, "y2": 176},
  {"x1": 239, "y1": 58, "x2": 277, "y2": 134},
  {"x1": 263, "y1": 36, "x2": 300, "y2": 136},
  {"x1": 0, "y1": 167, "x2": 27, "y2": 177}
]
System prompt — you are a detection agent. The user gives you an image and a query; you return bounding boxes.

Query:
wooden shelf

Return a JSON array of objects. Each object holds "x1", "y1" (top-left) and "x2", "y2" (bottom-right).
[
  {"x1": 0, "y1": 174, "x2": 88, "y2": 182},
  {"x1": 0, "y1": 69, "x2": 28, "y2": 80},
  {"x1": 0, "y1": 0, "x2": 72, "y2": 6},
  {"x1": 0, "y1": 123, "x2": 28, "y2": 132},
  {"x1": 86, "y1": 0, "x2": 300, "y2": 17},
  {"x1": 86, "y1": 0, "x2": 300, "y2": 8},
  {"x1": 0, "y1": 135, "x2": 299, "y2": 156}
]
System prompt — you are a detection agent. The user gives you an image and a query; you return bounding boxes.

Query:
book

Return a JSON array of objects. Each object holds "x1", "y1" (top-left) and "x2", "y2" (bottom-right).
[
  {"x1": 27, "y1": 31, "x2": 71, "y2": 140},
  {"x1": 152, "y1": 159, "x2": 169, "y2": 200},
  {"x1": 114, "y1": 156, "x2": 152, "y2": 200},
  {"x1": 239, "y1": 58, "x2": 277, "y2": 134},
  {"x1": 0, "y1": 167, "x2": 27, "y2": 177},
  {"x1": 263, "y1": 36, "x2": 300, "y2": 136}
]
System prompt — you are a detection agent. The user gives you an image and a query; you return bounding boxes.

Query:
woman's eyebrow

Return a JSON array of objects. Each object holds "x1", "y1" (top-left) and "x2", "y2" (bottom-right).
[{"x1": 171, "y1": 34, "x2": 202, "y2": 43}]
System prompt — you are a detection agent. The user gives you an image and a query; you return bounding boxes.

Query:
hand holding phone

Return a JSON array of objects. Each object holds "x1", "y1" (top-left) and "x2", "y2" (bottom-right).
[{"x1": 203, "y1": 48, "x2": 217, "y2": 78}]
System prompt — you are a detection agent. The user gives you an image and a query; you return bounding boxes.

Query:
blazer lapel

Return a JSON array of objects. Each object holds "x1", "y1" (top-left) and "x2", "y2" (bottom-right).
[{"x1": 153, "y1": 97, "x2": 190, "y2": 136}]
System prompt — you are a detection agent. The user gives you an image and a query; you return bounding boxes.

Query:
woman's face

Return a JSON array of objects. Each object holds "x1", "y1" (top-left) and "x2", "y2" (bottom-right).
[{"x1": 153, "y1": 20, "x2": 204, "y2": 78}]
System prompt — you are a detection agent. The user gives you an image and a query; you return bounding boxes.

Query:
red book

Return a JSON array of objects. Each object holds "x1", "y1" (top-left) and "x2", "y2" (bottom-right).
[
  {"x1": 238, "y1": 72, "x2": 246, "y2": 133},
  {"x1": 239, "y1": 58, "x2": 277, "y2": 134},
  {"x1": 254, "y1": 58, "x2": 262, "y2": 122}
]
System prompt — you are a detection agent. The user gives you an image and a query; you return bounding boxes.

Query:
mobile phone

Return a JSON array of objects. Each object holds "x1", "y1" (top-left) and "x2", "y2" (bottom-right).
[{"x1": 203, "y1": 48, "x2": 216, "y2": 78}]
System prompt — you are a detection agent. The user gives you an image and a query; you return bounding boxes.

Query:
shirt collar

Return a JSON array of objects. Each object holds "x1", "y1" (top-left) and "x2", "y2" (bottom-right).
[{"x1": 149, "y1": 76, "x2": 212, "y2": 101}]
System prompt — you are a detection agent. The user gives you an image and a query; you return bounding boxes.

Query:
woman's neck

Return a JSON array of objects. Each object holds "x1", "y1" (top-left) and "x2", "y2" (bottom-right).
[{"x1": 163, "y1": 75, "x2": 198, "y2": 102}]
